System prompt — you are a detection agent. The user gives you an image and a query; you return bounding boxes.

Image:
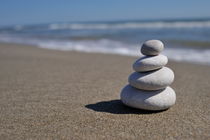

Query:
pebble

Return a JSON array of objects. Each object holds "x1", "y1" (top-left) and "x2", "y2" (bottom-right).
[
  {"x1": 128, "y1": 67, "x2": 174, "y2": 90},
  {"x1": 120, "y1": 85, "x2": 176, "y2": 111},
  {"x1": 133, "y1": 54, "x2": 168, "y2": 72},
  {"x1": 141, "y1": 40, "x2": 164, "y2": 56}
]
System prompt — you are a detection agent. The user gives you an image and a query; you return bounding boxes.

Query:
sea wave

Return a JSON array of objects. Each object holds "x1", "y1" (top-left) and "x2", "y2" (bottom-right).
[
  {"x1": 0, "y1": 35, "x2": 210, "y2": 65},
  {"x1": 48, "y1": 21, "x2": 210, "y2": 30},
  {"x1": 38, "y1": 39, "x2": 139, "y2": 56},
  {"x1": 37, "y1": 40, "x2": 210, "y2": 65}
]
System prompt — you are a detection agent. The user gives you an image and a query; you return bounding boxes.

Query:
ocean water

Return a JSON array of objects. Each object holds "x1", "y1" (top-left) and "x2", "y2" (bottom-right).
[{"x1": 1, "y1": 18, "x2": 210, "y2": 65}]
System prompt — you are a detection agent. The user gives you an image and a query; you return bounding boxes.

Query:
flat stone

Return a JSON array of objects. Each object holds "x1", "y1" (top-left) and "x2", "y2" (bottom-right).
[
  {"x1": 120, "y1": 85, "x2": 176, "y2": 111},
  {"x1": 141, "y1": 40, "x2": 164, "y2": 56},
  {"x1": 128, "y1": 67, "x2": 174, "y2": 90},
  {"x1": 133, "y1": 54, "x2": 168, "y2": 72}
]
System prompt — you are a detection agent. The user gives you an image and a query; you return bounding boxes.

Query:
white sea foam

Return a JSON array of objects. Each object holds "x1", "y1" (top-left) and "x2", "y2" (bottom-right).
[
  {"x1": 37, "y1": 39, "x2": 139, "y2": 56},
  {"x1": 48, "y1": 21, "x2": 210, "y2": 30},
  {"x1": 37, "y1": 40, "x2": 210, "y2": 65},
  {"x1": 0, "y1": 35, "x2": 210, "y2": 65}
]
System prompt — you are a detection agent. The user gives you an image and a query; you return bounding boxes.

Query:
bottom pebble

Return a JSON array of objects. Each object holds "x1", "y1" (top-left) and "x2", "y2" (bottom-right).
[{"x1": 120, "y1": 85, "x2": 176, "y2": 111}]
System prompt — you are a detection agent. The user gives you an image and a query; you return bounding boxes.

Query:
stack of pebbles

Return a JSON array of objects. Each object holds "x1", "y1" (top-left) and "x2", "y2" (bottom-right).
[{"x1": 120, "y1": 40, "x2": 176, "y2": 111}]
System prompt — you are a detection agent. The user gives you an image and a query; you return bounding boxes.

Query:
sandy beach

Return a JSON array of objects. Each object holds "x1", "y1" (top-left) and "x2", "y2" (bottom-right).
[{"x1": 0, "y1": 43, "x2": 209, "y2": 139}]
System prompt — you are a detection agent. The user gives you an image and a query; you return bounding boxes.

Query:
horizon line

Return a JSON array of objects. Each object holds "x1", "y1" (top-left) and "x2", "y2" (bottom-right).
[{"x1": 1, "y1": 16, "x2": 210, "y2": 28}]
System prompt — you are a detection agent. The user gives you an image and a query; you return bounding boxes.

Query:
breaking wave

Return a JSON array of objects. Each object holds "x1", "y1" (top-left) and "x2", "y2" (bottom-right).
[
  {"x1": 0, "y1": 35, "x2": 210, "y2": 65},
  {"x1": 48, "y1": 21, "x2": 210, "y2": 30}
]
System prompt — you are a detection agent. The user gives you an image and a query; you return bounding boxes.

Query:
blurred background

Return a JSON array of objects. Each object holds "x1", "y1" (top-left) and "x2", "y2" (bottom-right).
[{"x1": 1, "y1": 0, "x2": 210, "y2": 65}]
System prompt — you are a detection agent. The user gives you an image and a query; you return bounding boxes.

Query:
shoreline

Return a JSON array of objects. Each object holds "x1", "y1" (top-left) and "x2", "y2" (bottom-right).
[
  {"x1": 0, "y1": 43, "x2": 210, "y2": 139},
  {"x1": 1, "y1": 42, "x2": 210, "y2": 67}
]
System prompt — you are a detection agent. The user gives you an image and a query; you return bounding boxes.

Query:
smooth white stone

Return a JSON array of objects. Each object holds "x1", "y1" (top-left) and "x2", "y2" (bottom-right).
[
  {"x1": 141, "y1": 40, "x2": 164, "y2": 56},
  {"x1": 133, "y1": 54, "x2": 168, "y2": 72},
  {"x1": 128, "y1": 67, "x2": 174, "y2": 90},
  {"x1": 120, "y1": 85, "x2": 176, "y2": 111}
]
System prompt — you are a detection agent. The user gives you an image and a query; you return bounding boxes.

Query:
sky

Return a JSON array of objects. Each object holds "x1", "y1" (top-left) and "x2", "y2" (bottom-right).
[{"x1": 0, "y1": 0, "x2": 210, "y2": 26}]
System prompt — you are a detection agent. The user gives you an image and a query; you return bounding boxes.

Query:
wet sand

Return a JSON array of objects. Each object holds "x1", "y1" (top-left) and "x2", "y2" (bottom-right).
[{"x1": 0, "y1": 43, "x2": 209, "y2": 139}]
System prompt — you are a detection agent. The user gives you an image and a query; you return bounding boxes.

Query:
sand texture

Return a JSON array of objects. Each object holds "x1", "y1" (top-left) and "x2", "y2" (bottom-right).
[{"x1": 0, "y1": 43, "x2": 210, "y2": 139}]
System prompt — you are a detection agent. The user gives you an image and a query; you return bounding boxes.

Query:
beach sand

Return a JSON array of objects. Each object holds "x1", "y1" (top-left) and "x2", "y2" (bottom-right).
[{"x1": 0, "y1": 43, "x2": 209, "y2": 139}]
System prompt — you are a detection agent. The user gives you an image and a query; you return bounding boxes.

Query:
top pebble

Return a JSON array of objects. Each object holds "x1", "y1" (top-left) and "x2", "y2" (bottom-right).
[{"x1": 141, "y1": 40, "x2": 164, "y2": 56}]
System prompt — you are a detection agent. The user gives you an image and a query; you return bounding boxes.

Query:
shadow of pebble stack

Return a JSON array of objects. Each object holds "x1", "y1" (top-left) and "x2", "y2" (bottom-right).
[{"x1": 120, "y1": 40, "x2": 176, "y2": 111}]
